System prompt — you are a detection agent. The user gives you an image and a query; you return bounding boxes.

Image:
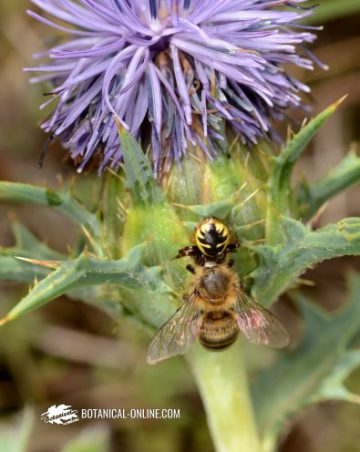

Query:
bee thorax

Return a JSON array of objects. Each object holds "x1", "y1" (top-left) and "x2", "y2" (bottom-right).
[{"x1": 199, "y1": 269, "x2": 230, "y2": 301}]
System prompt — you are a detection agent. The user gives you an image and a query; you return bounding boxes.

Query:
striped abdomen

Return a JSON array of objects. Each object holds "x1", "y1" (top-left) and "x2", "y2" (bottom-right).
[{"x1": 199, "y1": 311, "x2": 239, "y2": 350}]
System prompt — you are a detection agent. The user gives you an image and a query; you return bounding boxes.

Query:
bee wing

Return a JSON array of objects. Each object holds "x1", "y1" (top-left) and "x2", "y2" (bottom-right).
[
  {"x1": 147, "y1": 296, "x2": 202, "y2": 365},
  {"x1": 233, "y1": 290, "x2": 289, "y2": 348}
]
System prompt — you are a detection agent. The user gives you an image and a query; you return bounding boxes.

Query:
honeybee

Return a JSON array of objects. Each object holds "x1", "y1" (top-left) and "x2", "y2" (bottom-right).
[{"x1": 147, "y1": 217, "x2": 289, "y2": 364}]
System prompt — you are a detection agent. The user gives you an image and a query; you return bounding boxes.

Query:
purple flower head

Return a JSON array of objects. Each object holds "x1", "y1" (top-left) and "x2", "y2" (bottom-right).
[{"x1": 26, "y1": 0, "x2": 325, "y2": 174}]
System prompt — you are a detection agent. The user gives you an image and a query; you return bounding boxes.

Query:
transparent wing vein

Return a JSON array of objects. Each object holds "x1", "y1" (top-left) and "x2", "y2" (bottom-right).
[
  {"x1": 233, "y1": 290, "x2": 289, "y2": 348},
  {"x1": 147, "y1": 295, "x2": 202, "y2": 364}
]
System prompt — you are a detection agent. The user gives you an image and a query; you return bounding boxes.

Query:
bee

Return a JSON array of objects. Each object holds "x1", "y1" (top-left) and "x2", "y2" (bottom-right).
[{"x1": 147, "y1": 217, "x2": 289, "y2": 364}]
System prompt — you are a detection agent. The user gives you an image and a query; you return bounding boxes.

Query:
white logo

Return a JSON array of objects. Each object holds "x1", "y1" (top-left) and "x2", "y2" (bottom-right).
[{"x1": 41, "y1": 404, "x2": 79, "y2": 425}]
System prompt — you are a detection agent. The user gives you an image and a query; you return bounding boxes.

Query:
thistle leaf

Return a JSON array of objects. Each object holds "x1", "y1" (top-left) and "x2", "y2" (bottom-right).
[
  {"x1": 298, "y1": 150, "x2": 360, "y2": 220},
  {"x1": 0, "y1": 256, "x2": 51, "y2": 283},
  {"x1": 252, "y1": 217, "x2": 360, "y2": 306},
  {"x1": 271, "y1": 98, "x2": 346, "y2": 210},
  {"x1": 11, "y1": 223, "x2": 64, "y2": 260},
  {"x1": 267, "y1": 97, "x2": 346, "y2": 243},
  {"x1": 0, "y1": 244, "x2": 172, "y2": 326},
  {"x1": 316, "y1": 350, "x2": 360, "y2": 404},
  {"x1": 252, "y1": 273, "x2": 360, "y2": 445},
  {"x1": 0, "y1": 223, "x2": 64, "y2": 283},
  {"x1": 0, "y1": 182, "x2": 101, "y2": 238}
]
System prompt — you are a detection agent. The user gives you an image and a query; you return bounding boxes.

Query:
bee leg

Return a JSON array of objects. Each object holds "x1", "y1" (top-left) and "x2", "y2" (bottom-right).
[{"x1": 186, "y1": 264, "x2": 196, "y2": 274}]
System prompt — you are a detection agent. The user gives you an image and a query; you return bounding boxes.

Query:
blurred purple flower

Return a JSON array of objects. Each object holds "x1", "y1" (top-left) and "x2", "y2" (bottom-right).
[{"x1": 26, "y1": 0, "x2": 324, "y2": 174}]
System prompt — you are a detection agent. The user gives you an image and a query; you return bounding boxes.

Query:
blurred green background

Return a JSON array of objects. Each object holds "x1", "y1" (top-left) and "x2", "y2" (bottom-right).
[{"x1": 0, "y1": 1, "x2": 360, "y2": 451}]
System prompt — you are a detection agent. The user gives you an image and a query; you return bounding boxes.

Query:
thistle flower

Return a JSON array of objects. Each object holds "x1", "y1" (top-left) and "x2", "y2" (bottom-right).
[{"x1": 27, "y1": 0, "x2": 323, "y2": 174}]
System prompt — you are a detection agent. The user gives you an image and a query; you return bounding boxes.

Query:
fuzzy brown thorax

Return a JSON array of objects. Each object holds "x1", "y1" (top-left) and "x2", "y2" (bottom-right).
[{"x1": 193, "y1": 264, "x2": 239, "y2": 306}]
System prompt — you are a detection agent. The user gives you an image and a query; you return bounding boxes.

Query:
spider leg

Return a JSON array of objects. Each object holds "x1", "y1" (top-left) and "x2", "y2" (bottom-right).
[
  {"x1": 226, "y1": 241, "x2": 240, "y2": 253},
  {"x1": 175, "y1": 245, "x2": 201, "y2": 260}
]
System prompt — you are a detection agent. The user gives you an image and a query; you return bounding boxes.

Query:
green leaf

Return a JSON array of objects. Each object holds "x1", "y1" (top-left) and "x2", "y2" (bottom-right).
[
  {"x1": 316, "y1": 350, "x2": 360, "y2": 404},
  {"x1": 0, "y1": 182, "x2": 101, "y2": 238},
  {"x1": 0, "y1": 255, "x2": 51, "y2": 283},
  {"x1": 298, "y1": 151, "x2": 360, "y2": 220},
  {"x1": 252, "y1": 217, "x2": 360, "y2": 306},
  {"x1": 266, "y1": 97, "x2": 346, "y2": 243},
  {"x1": 0, "y1": 223, "x2": 113, "y2": 315},
  {"x1": 252, "y1": 273, "x2": 360, "y2": 449},
  {"x1": 0, "y1": 223, "x2": 64, "y2": 283},
  {"x1": 11, "y1": 222, "x2": 65, "y2": 259},
  {"x1": 117, "y1": 124, "x2": 163, "y2": 204},
  {"x1": 0, "y1": 244, "x2": 173, "y2": 327}
]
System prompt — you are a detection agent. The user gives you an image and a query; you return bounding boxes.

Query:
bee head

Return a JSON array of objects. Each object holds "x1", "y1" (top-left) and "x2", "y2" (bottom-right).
[{"x1": 195, "y1": 218, "x2": 230, "y2": 257}]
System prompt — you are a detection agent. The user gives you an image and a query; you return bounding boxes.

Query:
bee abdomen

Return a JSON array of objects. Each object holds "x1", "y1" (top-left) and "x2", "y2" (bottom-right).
[{"x1": 199, "y1": 313, "x2": 239, "y2": 351}]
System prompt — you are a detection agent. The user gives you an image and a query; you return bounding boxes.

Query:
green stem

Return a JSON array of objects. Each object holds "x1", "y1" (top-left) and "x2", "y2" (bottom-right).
[{"x1": 187, "y1": 343, "x2": 260, "y2": 452}]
